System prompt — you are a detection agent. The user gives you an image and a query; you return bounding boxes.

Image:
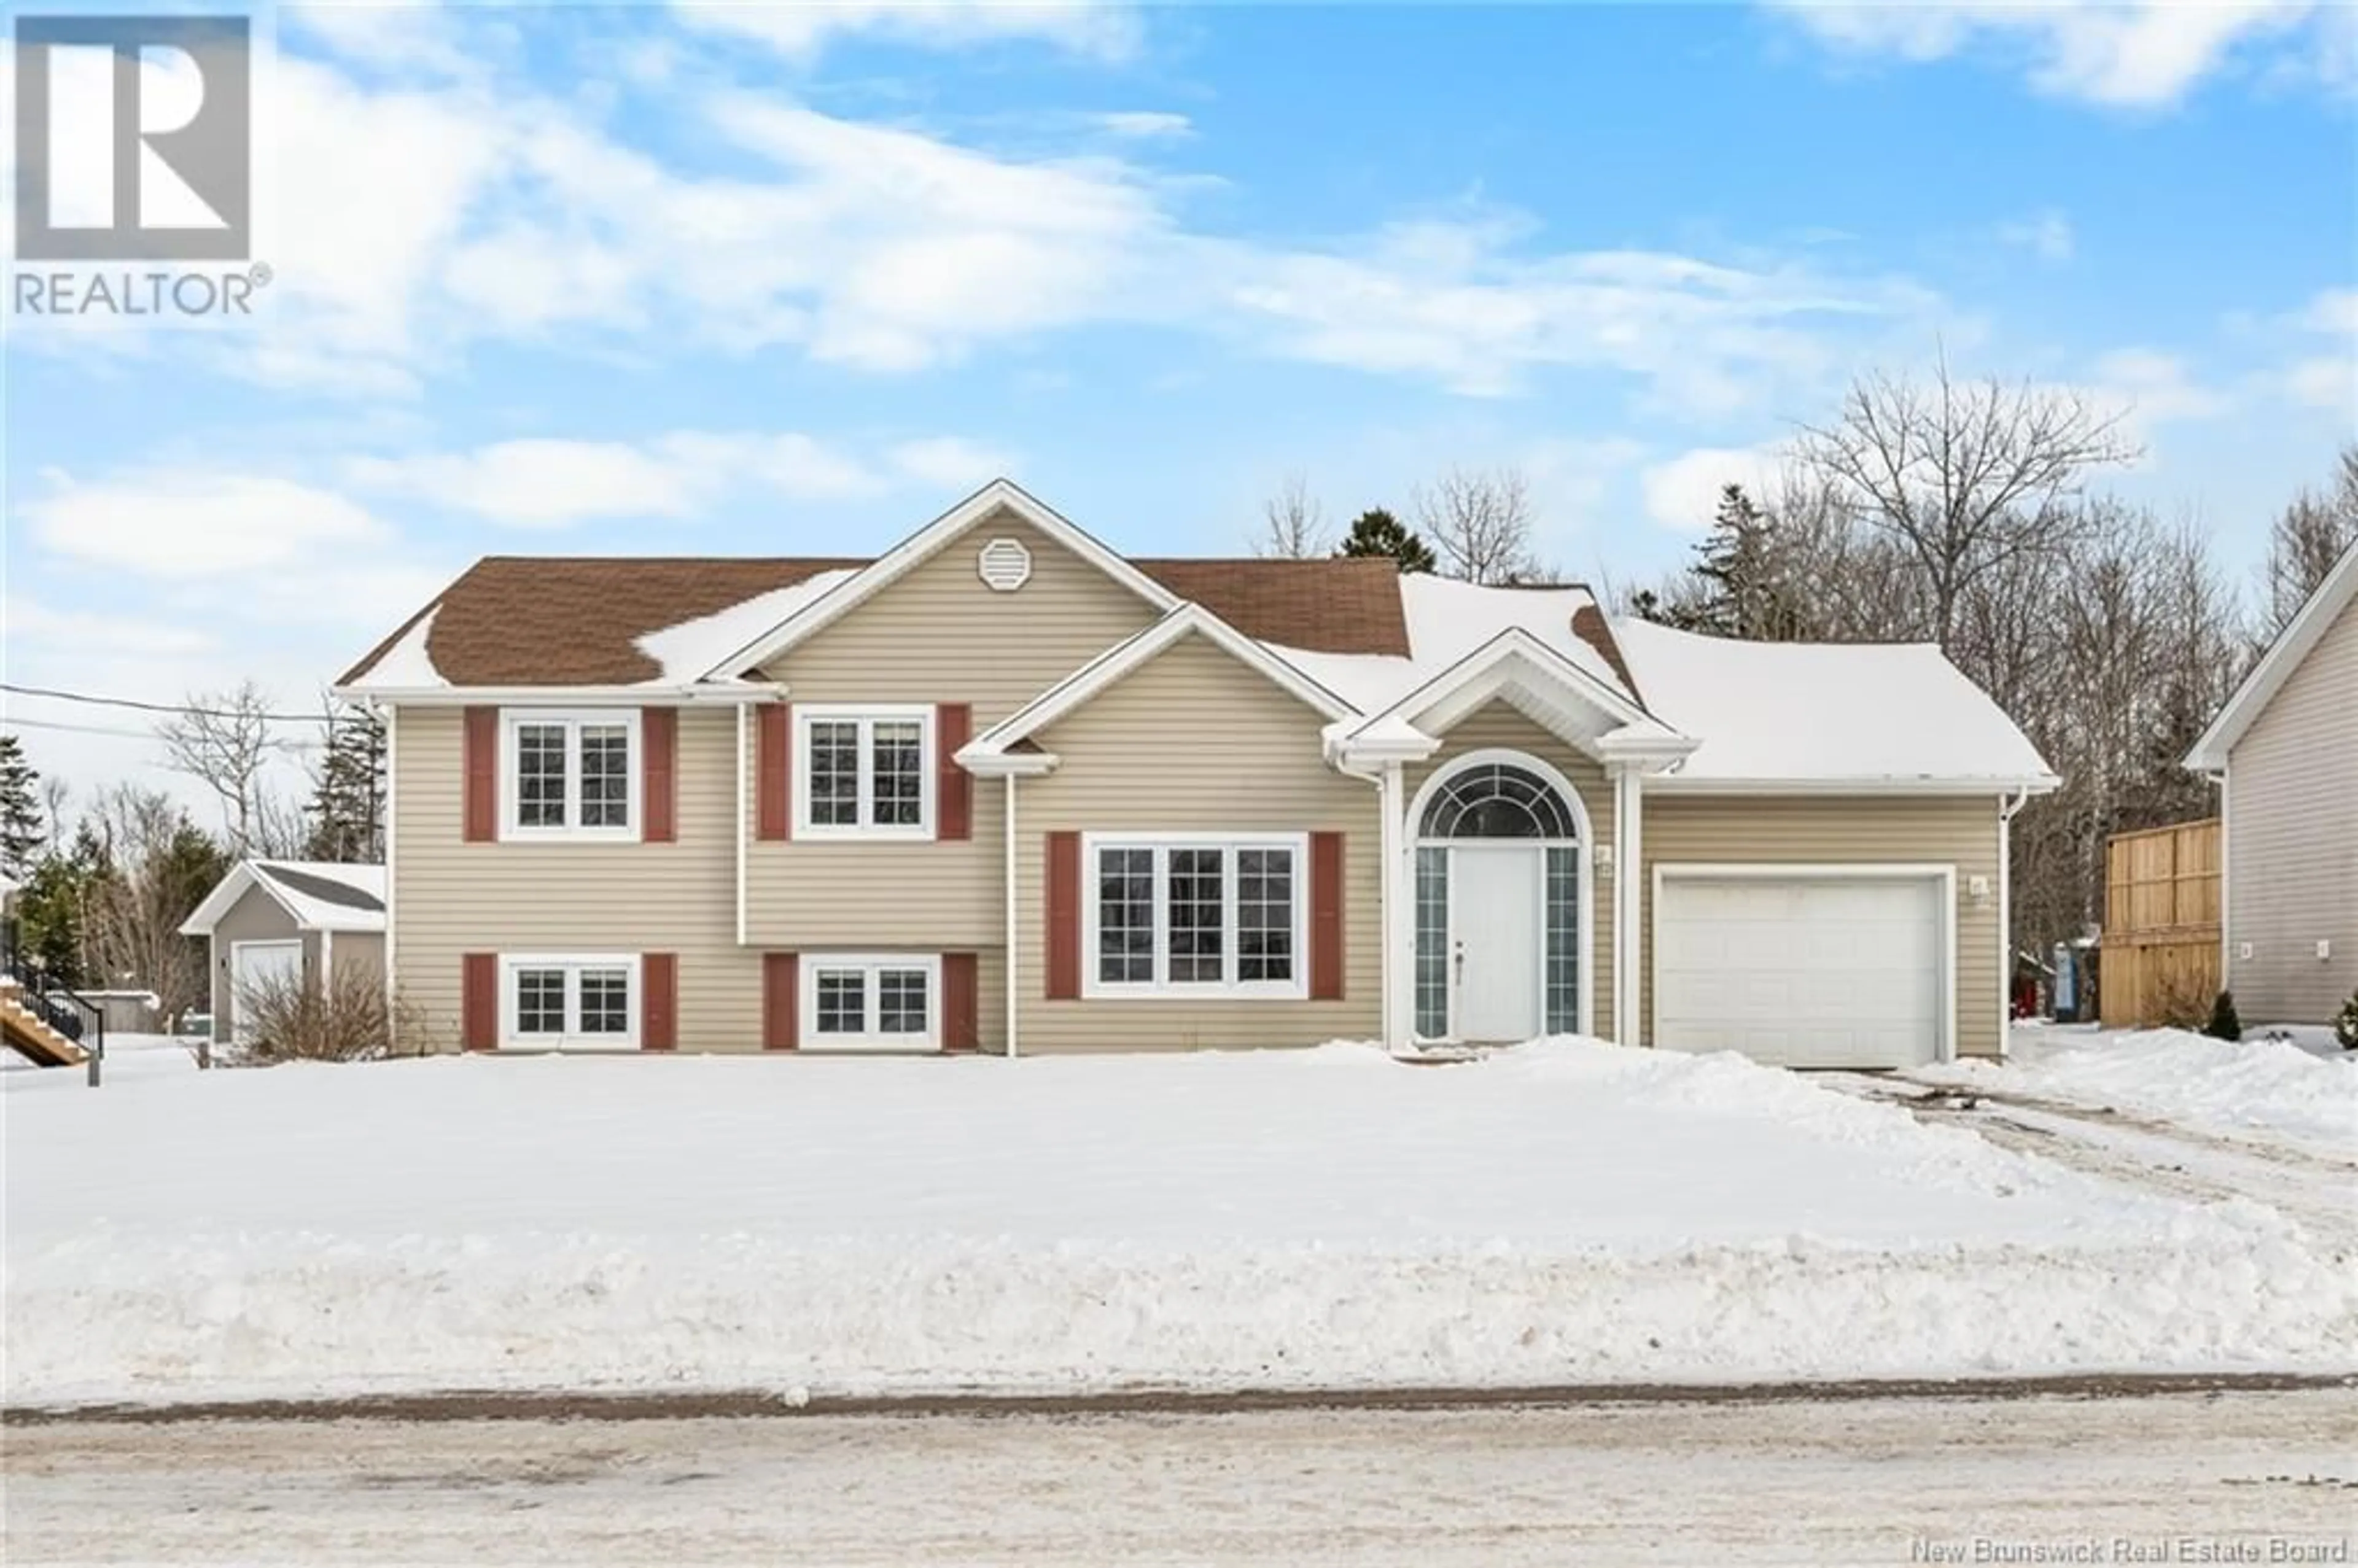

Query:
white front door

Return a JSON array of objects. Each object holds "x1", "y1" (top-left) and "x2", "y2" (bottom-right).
[
  {"x1": 1451, "y1": 845, "x2": 1541, "y2": 1042},
  {"x1": 231, "y1": 941, "x2": 303, "y2": 1044}
]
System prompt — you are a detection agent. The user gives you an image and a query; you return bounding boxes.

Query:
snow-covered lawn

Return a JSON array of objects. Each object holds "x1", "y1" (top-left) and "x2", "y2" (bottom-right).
[
  {"x1": 6, "y1": 1038, "x2": 2352, "y2": 1407},
  {"x1": 1915, "y1": 1023, "x2": 2358, "y2": 1157}
]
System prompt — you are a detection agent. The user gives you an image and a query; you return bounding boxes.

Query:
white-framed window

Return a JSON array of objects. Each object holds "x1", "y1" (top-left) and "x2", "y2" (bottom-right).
[
  {"x1": 793, "y1": 705, "x2": 935, "y2": 839},
  {"x1": 500, "y1": 954, "x2": 640, "y2": 1049},
  {"x1": 501, "y1": 709, "x2": 640, "y2": 841},
  {"x1": 1081, "y1": 834, "x2": 1309, "y2": 1000},
  {"x1": 800, "y1": 953, "x2": 943, "y2": 1050}
]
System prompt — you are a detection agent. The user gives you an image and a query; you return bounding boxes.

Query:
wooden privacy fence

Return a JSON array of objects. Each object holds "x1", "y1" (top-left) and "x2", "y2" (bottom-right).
[{"x1": 2099, "y1": 818, "x2": 2221, "y2": 1027}]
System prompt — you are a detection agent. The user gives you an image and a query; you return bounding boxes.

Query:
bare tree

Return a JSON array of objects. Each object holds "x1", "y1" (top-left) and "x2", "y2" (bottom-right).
[
  {"x1": 37, "y1": 775, "x2": 71, "y2": 859},
  {"x1": 159, "y1": 681, "x2": 285, "y2": 855},
  {"x1": 2261, "y1": 445, "x2": 2358, "y2": 636},
  {"x1": 1793, "y1": 362, "x2": 2139, "y2": 645},
  {"x1": 1414, "y1": 465, "x2": 1536, "y2": 584},
  {"x1": 81, "y1": 785, "x2": 227, "y2": 1017},
  {"x1": 1254, "y1": 472, "x2": 1332, "y2": 559}
]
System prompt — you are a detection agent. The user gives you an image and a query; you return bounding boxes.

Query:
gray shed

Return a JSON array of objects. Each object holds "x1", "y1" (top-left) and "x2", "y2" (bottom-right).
[{"x1": 179, "y1": 861, "x2": 387, "y2": 1046}]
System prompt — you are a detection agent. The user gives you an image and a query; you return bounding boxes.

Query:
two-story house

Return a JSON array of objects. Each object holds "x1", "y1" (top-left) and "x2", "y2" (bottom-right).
[{"x1": 334, "y1": 480, "x2": 2055, "y2": 1068}]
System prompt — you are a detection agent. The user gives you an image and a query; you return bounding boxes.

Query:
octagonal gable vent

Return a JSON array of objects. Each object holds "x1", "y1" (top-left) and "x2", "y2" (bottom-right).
[{"x1": 978, "y1": 537, "x2": 1033, "y2": 592}]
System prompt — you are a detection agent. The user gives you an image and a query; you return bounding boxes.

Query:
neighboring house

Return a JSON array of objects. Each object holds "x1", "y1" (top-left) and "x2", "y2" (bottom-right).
[
  {"x1": 2185, "y1": 540, "x2": 2358, "y2": 1026},
  {"x1": 332, "y1": 480, "x2": 2054, "y2": 1069},
  {"x1": 179, "y1": 861, "x2": 388, "y2": 1044}
]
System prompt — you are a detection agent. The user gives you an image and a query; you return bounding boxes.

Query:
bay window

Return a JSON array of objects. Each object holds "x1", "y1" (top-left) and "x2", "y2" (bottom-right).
[{"x1": 1081, "y1": 835, "x2": 1307, "y2": 999}]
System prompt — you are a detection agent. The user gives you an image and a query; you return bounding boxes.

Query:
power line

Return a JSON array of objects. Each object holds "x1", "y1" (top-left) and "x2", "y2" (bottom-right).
[
  {"x1": 3, "y1": 713, "x2": 326, "y2": 749},
  {"x1": 0, "y1": 682, "x2": 330, "y2": 724}
]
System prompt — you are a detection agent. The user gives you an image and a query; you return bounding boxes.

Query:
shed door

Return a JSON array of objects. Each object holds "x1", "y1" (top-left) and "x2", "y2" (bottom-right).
[
  {"x1": 1655, "y1": 874, "x2": 1944, "y2": 1068},
  {"x1": 231, "y1": 941, "x2": 305, "y2": 1044}
]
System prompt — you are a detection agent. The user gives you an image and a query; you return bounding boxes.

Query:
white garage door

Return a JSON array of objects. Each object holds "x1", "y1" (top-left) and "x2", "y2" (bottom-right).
[{"x1": 1656, "y1": 873, "x2": 1945, "y2": 1068}]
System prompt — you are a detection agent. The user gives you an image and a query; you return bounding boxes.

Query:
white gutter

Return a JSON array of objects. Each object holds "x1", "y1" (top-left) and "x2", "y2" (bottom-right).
[
  {"x1": 1643, "y1": 774, "x2": 2062, "y2": 796},
  {"x1": 329, "y1": 683, "x2": 787, "y2": 707},
  {"x1": 1004, "y1": 774, "x2": 1020, "y2": 1059}
]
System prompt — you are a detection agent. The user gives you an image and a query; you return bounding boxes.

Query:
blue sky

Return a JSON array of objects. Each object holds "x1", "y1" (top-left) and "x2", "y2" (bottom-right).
[{"x1": 4, "y1": 0, "x2": 2354, "y2": 808}]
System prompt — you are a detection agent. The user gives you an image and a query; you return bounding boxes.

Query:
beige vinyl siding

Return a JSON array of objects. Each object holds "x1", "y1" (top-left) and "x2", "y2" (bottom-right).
[
  {"x1": 333, "y1": 931, "x2": 386, "y2": 989},
  {"x1": 1638, "y1": 795, "x2": 2004, "y2": 1059},
  {"x1": 743, "y1": 511, "x2": 1160, "y2": 960},
  {"x1": 1016, "y1": 631, "x2": 1380, "y2": 1051},
  {"x1": 2225, "y1": 591, "x2": 2358, "y2": 1023},
  {"x1": 393, "y1": 705, "x2": 764, "y2": 1052},
  {"x1": 1403, "y1": 702, "x2": 1617, "y2": 1042},
  {"x1": 209, "y1": 883, "x2": 305, "y2": 1041}
]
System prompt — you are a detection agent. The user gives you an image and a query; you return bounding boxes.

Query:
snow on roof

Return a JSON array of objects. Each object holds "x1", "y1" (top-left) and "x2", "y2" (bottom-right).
[
  {"x1": 348, "y1": 606, "x2": 443, "y2": 689},
  {"x1": 252, "y1": 861, "x2": 387, "y2": 931},
  {"x1": 1266, "y1": 577, "x2": 1631, "y2": 715},
  {"x1": 1611, "y1": 618, "x2": 2055, "y2": 785},
  {"x1": 183, "y1": 861, "x2": 387, "y2": 936},
  {"x1": 636, "y1": 569, "x2": 860, "y2": 685}
]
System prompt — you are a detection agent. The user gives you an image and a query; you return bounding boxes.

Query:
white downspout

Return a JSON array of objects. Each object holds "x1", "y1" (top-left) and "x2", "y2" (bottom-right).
[
  {"x1": 2211, "y1": 769, "x2": 2230, "y2": 991},
  {"x1": 1004, "y1": 773, "x2": 1020, "y2": 1059},
  {"x1": 1998, "y1": 786, "x2": 2029, "y2": 1058},
  {"x1": 1622, "y1": 767, "x2": 1644, "y2": 1047},
  {"x1": 734, "y1": 704, "x2": 749, "y2": 949},
  {"x1": 381, "y1": 702, "x2": 397, "y2": 1002}
]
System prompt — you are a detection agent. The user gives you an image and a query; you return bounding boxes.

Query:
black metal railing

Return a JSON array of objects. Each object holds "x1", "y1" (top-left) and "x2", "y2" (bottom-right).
[{"x1": 2, "y1": 918, "x2": 107, "y2": 1068}]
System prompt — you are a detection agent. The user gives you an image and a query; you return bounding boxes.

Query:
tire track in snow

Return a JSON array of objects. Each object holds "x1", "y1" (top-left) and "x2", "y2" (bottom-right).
[{"x1": 1826, "y1": 1075, "x2": 2358, "y2": 1244}]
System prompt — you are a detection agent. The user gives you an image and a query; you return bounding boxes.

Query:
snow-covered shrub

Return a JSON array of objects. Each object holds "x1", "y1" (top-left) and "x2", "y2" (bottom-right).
[
  {"x1": 231, "y1": 964, "x2": 421, "y2": 1065},
  {"x1": 2203, "y1": 990, "x2": 2242, "y2": 1042},
  {"x1": 2335, "y1": 989, "x2": 2358, "y2": 1051}
]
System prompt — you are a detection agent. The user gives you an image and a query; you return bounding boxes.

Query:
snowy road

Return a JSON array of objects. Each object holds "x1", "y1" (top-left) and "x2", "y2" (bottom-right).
[{"x1": 8, "y1": 1391, "x2": 2356, "y2": 1566}]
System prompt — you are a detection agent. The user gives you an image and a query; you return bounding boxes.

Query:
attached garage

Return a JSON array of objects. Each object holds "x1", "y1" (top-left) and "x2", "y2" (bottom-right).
[{"x1": 1652, "y1": 866, "x2": 1953, "y2": 1069}]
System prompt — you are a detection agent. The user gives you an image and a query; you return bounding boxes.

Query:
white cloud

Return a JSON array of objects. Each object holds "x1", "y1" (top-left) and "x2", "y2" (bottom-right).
[
  {"x1": 1095, "y1": 110, "x2": 1194, "y2": 139},
  {"x1": 346, "y1": 430, "x2": 1001, "y2": 527},
  {"x1": 2088, "y1": 348, "x2": 2231, "y2": 428},
  {"x1": 2303, "y1": 288, "x2": 2358, "y2": 336},
  {"x1": 1776, "y1": 1, "x2": 2321, "y2": 106},
  {"x1": 41, "y1": 31, "x2": 1945, "y2": 414},
  {"x1": 19, "y1": 470, "x2": 388, "y2": 576},
  {"x1": 889, "y1": 437, "x2": 1020, "y2": 491},
  {"x1": 672, "y1": 1, "x2": 1142, "y2": 63},
  {"x1": 2282, "y1": 287, "x2": 2356, "y2": 410},
  {"x1": 1996, "y1": 208, "x2": 2075, "y2": 263},
  {"x1": 1640, "y1": 445, "x2": 1788, "y2": 534}
]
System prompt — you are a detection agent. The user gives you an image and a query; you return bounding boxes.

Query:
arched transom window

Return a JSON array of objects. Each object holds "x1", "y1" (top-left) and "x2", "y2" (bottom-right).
[{"x1": 1417, "y1": 763, "x2": 1578, "y2": 840}]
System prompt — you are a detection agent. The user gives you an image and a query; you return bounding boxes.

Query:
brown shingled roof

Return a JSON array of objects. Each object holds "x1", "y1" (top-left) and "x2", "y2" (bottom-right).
[{"x1": 338, "y1": 553, "x2": 1412, "y2": 688}]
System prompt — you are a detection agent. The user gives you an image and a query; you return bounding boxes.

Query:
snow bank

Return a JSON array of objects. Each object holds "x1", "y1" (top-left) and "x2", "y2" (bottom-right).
[
  {"x1": 7, "y1": 1039, "x2": 2351, "y2": 1405},
  {"x1": 1928, "y1": 1025, "x2": 2358, "y2": 1157}
]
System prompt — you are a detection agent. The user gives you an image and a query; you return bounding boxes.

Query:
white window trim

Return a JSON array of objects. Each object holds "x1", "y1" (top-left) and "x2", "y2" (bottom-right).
[
  {"x1": 800, "y1": 952, "x2": 944, "y2": 1051},
  {"x1": 792, "y1": 704, "x2": 937, "y2": 841},
  {"x1": 499, "y1": 953, "x2": 642, "y2": 1050},
  {"x1": 500, "y1": 708, "x2": 642, "y2": 843},
  {"x1": 1081, "y1": 832, "x2": 1311, "y2": 1001}
]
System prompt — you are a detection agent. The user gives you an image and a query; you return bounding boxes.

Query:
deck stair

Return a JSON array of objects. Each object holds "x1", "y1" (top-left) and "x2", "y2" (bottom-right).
[{"x1": 0, "y1": 976, "x2": 92, "y2": 1068}]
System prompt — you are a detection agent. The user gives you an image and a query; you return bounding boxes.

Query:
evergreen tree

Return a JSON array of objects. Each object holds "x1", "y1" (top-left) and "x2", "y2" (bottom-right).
[
  {"x1": 1675, "y1": 484, "x2": 1807, "y2": 640},
  {"x1": 14, "y1": 823, "x2": 107, "y2": 987},
  {"x1": 306, "y1": 704, "x2": 387, "y2": 861},
  {"x1": 2203, "y1": 989, "x2": 2242, "y2": 1042},
  {"x1": 0, "y1": 733, "x2": 44, "y2": 877},
  {"x1": 1334, "y1": 508, "x2": 1437, "y2": 574}
]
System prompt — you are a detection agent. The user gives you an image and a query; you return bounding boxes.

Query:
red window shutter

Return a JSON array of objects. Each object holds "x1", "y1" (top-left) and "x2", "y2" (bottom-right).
[
  {"x1": 1046, "y1": 831, "x2": 1081, "y2": 1001},
  {"x1": 943, "y1": 952, "x2": 979, "y2": 1050},
  {"x1": 1310, "y1": 831, "x2": 1345, "y2": 1001},
  {"x1": 462, "y1": 707, "x2": 497, "y2": 843},
  {"x1": 642, "y1": 708, "x2": 677, "y2": 844},
  {"x1": 642, "y1": 953, "x2": 677, "y2": 1050},
  {"x1": 461, "y1": 953, "x2": 497, "y2": 1050},
  {"x1": 763, "y1": 952, "x2": 799, "y2": 1050},
  {"x1": 936, "y1": 704, "x2": 973, "y2": 842},
  {"x1": 756, "y1": 705, "x2": 791, "y2": 841}
]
